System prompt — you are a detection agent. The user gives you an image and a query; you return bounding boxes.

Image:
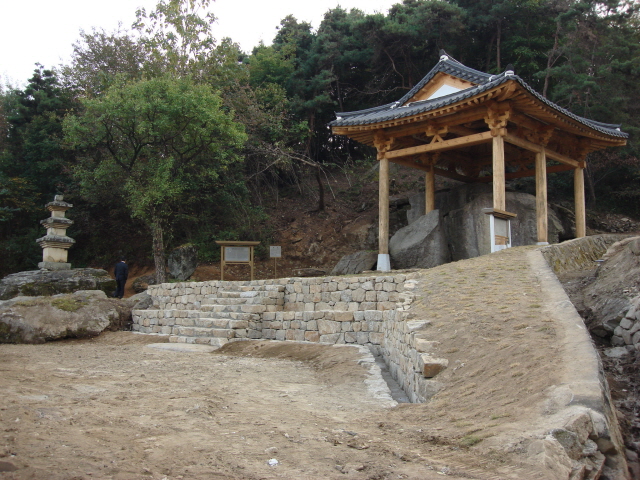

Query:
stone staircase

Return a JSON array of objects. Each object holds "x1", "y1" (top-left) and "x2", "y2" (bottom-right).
[{"x1": 132, "y1": 284, "x2": 285, "y2": 348}]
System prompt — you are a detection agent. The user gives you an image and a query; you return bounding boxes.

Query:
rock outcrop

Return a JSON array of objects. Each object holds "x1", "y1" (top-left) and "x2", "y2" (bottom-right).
[
  {"x1": 0, "y1": 290, "x2": 129, "y2": 343},
  {"x1": 0, "y1": 268, "x2": 115, "y2": 301},
  {"x1": 389, "y1": 210, "x2": 450, "y2": 269},
  {"x1": 582, "y1": 236, "x2": 640, "y2": 341},
  {"x1": 132, "y1": 274, "x2": 156, "y2": 293},
  {"x1": 337, "y1": 184, "x2": 574, "y2": 273},
  {"x1": 408, "y1": 184, "x2": 568, "y2": 261},
  {"x1": 168, "y1": 244, "x2": 198, "y2": 281},
  {"x1": 331, "y1": 251, "x2": 378, "y2": 275}
]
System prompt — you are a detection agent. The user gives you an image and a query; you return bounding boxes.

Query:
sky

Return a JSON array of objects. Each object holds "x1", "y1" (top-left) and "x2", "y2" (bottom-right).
[{"x1": 0, "y1": 0, "x2": 398, "y2": 87}]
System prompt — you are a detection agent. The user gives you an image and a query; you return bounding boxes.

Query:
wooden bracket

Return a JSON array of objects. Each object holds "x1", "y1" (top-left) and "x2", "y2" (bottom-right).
[
  {"x1": 526, "y1": 125, "x2": 555, "y2": 147},
  {"x1": 417, "y1": 152, "x2": 440, "y2": 166},
  {"x1": 425, "y1": 124, "x2": 448, "y2": 144},
  {"x1": 484, "y1": 103, "x2": 511, "y2": 137},
  {"x1": 373, "y1": 130, "x2": 395, "y2": 159}
]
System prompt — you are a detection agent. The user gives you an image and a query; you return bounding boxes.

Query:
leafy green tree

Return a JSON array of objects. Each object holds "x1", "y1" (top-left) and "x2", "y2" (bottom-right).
[
  {"x1": 64, "y1": 76, "x2": 247, "y2": 282},
  {"x1": 62, "y1": 27, "x2": 147, "y2": 96}
]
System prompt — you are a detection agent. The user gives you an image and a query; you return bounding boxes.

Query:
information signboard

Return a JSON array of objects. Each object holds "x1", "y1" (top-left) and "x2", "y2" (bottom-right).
[
  {"x1": 225, "y1": 246, "x2": 251, "y2": 262},
  {"x1": 270, "y1": 246, "x2": 282, "y2": 258}
]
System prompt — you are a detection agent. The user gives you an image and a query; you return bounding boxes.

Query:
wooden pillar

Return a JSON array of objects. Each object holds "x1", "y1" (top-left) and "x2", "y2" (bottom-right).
[
  {"x1": 535, "y1": 149, "x2": 548, "y2": 243},
  {"x1": 492, "y1": 135, "x2": 506, "y2": 211},
  {"x1": 574, "y1": 167, "x2": 586, "y2": 238},
  {"x1": 425, "y1": 165, "x2": 435, "y2": 213},
  {"x1": 377, "y1": 157, "x2": 391, "y2": 271}
]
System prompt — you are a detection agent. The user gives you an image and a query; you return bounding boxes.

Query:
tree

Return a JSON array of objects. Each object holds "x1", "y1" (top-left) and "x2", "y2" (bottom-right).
[
  {"x1": 64, "y1": 76, "x2": 247, "y2": 282},
  {"x1": 0, "y1": 66, "x2": 77, "y2": 274}
]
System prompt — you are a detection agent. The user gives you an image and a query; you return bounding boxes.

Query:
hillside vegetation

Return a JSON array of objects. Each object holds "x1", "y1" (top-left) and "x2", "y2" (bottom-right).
[{"x1": 1, "y1": 0, "x2": 639, "y2": 277}]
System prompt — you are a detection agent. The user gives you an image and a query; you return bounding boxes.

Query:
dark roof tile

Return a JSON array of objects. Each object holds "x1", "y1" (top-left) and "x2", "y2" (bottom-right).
[{"x1": 330, "y1": 54, "x2": 627, "y2": 139}]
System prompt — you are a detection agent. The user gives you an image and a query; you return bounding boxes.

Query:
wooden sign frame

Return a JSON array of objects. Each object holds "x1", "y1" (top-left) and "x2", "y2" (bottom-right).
[{"x1": 215, "y1": 241, "x2": 261, "y2": 281}]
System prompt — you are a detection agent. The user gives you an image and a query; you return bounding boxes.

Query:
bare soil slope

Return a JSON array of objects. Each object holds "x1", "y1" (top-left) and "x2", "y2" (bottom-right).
[{"x1": 0, "y1": 246, "x2": 583, "y2": 479}]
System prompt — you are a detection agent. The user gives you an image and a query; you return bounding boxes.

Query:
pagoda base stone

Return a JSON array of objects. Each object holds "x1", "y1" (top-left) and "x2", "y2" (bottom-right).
[
  {"x1": 0, "y1": 268, "x2": 116, "y2": 301},
  {"x1": 38, "y1": 262, "x2": 71, "y2": 271}
]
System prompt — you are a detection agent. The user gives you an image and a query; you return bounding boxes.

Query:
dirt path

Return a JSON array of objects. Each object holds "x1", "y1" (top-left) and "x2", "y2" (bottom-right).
[{"x1": 0, "y1": 246, "x2": 591, "y2": 479}]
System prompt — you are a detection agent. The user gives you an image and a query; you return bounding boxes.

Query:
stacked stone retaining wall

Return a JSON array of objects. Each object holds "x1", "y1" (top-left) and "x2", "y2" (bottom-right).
[
  {"x1": 134, "y1": 273, "x2": 440, "y2": 403},
  {"x1": 540, "y1": 234, "x2": 631, "y2": 274}
]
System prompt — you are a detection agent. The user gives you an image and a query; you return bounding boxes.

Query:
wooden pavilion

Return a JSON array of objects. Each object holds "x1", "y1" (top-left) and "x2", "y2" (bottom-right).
[{"x1": 330, "y1": 52, "x2": 628, "y2": 271}]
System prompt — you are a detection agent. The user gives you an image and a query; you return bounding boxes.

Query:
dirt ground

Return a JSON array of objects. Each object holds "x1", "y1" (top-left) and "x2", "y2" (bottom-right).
[{"x1": 0, "y1": 246, "x2": 578, "y2": 480}]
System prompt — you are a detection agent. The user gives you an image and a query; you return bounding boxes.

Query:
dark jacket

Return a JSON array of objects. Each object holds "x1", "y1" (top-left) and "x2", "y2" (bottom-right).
[{"x1": 114, "y1": 261, "x2": 129, "y2": 281}]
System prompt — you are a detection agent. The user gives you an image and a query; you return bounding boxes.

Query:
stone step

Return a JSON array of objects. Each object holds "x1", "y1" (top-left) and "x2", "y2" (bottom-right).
[
  {"x1": 200, "y1": 304, "x2": 268, "y2": 314},
  {"x1": 216, "y1": 290, "x2": 282, "y2": 298},
  {"x1": 204, "y1": 297, "x2": 262, "y2": 305},
  {"x1": 169, "y1": 335, "x2": 230, "y2": 348},
  {"x1": 235, "y1": 285, "x2": 285, "y2": 292},
  {"x1": 172, "y1": 325, "x2": 236, "y2": 339},
  {"x1": 136, "y1": 309, "x2": 260, "y2": 321}
]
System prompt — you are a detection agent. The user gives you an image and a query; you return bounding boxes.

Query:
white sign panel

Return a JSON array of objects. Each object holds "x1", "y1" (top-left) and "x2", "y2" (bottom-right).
[
  {"x1": 270, "y1": 246, "x2": 282, "y2": 258},
  {"x1": 225, "y1": 246, "x2": 250, "y2": 262}
]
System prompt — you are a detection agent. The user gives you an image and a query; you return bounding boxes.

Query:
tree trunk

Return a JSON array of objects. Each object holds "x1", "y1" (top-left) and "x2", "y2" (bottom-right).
[
  {"x1": 543, "y1": 20, "x2": 561, "y2": 98},
  {"x1": 496, "y1": 21, "x2": 502, "y2": 72},
  {"x1": 315, "y1": 167, "x2": 325, "y2": 211},
  {"x1": 152, "y1": 218, "x2": 166, "y2": 284}
]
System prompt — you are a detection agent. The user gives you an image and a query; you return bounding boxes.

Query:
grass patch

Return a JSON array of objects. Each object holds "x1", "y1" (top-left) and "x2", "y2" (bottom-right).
[
  {"x1": 460, "y1": 435, "x2": 483, "y2": 447},
  {"x1": 490, "y1": 413, "x2": 511, "y2": 420},
  {"x1": 51, "y1": 297, "x2": 88, "y2": 312}
]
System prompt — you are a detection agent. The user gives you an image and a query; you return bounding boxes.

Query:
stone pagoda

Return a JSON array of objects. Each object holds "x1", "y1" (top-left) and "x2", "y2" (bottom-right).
[{"x1": 36, "y1": 195, "x2": 75, "y2": 270}]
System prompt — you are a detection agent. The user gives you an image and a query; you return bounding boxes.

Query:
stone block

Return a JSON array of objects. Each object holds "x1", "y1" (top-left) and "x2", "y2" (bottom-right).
[
  {"x1": 611, "y1": 335, "x2": 626, "y2": 346},
  {"x1": 229, "y1": 320, "x2": 248, "y2": 329},
  {"x1": 364, "y1": 310, "x2": 383, "y2": 321},
  {"x1": 620, "y1": 318, "x2": 634, "y2": 330},
  {"x1": 356, "y1": 332, "x2": 369, "y2": 344},
  {"x1": 369, "y1": 332, "x2": 384, "y2": 344},
  {"x1": 318, "y1": 320, "x2": 341, "y2": 335},
  {"x1": 305, "y1": 331, "x2": 320, "y2": 342},
  {"x1": 319, "y1": 333, "x2": 341, "y2": 344},
  {"x1": 334, "y1": 311, "x2": 354, "y2": 322},
  {"x1": 405, "y1": 320, "x2": 431, "y2": 333},
  {"x1": 241, "y1": 305, "x2": 267, "y2": 314},
  {"x1": 351, "y1": 288, "x2": 366, "y2": 302},
  {"x1": 418, "y1": 355, "x2": 448, "y2": 378},
  {"x1": 414, "y1": 338, "x2": 439, "y2": 353}
]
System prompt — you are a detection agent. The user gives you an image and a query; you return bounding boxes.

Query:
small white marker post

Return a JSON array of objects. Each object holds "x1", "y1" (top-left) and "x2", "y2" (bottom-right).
[{"x1": 270, "y1": 246, "x2": 282, "y2": 279}]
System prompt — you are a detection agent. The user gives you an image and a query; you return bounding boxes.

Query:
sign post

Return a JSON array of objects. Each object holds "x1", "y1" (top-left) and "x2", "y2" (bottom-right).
[
  {"x1": 270, "y1": 246, "x2": 282, "y2": 279},
  {"x1": 215, "y1": 241, "x2": 261, "y2": 281}
]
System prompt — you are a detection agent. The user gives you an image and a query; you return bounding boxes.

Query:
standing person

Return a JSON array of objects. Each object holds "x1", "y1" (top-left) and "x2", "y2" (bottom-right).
[{"x1": 113, "y1": 257, "x2": 129, "y2": 299}]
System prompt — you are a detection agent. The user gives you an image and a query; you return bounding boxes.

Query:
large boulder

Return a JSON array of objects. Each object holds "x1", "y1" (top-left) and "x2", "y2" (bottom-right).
[
  {"x1": 583, "y1": 236, "x2": 640, "y2": 339},
  {"x1": 389, "y1": 210, "x2": 450, "y2": 269},
  {"x1": 331, "y1": 251, "x2": 378, "y2": 275},
  {"x1": 407, "y1": 184, "x2": 567, "y2": 262},
  {"x1": 0, "y1": 290, "x2": 130, "y2": 344},
  {"x1": 132, "y1": 274, "x2": 156, "y2": 293},
  {"x1": 168, "y1": 244, "x2": 198, "y2": 281},
  {"x1": 0, "y1": 268, "x2": 116, "y2": 301}
]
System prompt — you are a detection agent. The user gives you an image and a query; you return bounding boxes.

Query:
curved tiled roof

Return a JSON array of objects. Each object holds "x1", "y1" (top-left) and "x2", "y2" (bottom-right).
[{"x1": 330, "y1": 55, "x2": 627, "y2": 139}]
